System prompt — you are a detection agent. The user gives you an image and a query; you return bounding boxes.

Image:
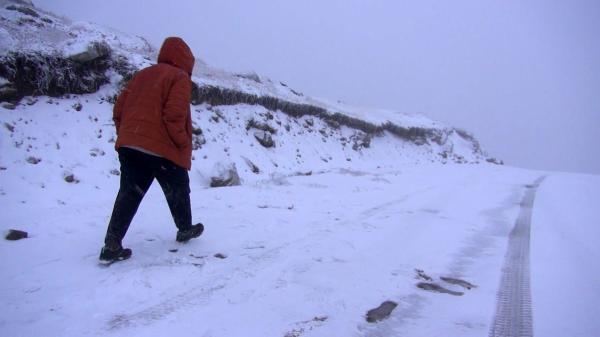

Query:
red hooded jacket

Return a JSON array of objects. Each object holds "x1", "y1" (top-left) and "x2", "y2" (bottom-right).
[{"x1": 113, "y1": 37, "x2": 195, "y2": 170}]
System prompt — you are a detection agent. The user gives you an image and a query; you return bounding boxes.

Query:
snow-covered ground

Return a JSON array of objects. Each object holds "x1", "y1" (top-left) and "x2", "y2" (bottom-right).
[
  {"x1": 0, "y1": 96, "x2": 598, "y2": 337},
  {"x1": 2, "y1": 137, "x2": 599, "y2": 336},
  {"x1": 1, "y1": 1, "x2": 599, "y2": 336},
  {"x1": 531, "y1": 174, "x2": 600, "y2": 337}
]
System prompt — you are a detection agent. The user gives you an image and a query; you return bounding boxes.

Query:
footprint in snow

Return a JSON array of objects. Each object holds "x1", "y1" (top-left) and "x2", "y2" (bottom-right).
[
  {"x1": 416, "y1": 282, "x2": 464, "y2": 296},
  {"x1": 440, "y1": 276, "x2": 477, "y2": 290}
]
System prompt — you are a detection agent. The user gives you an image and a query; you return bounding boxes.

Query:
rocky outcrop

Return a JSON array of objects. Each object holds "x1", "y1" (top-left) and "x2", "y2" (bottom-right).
[
  {"x1": 0, "y1": 41, "x2": 136, "y2": 104},
  {"x1": 210, "y1": 164, "x2": 241, "y2": 188},
  {"x1": 190, "y1": 84, "x2": 484, "y2": 154},
  {"x1": 253, "y1": 130, "x2": 275, "y2": 148},
  {"x1": 5, "y1": 3, "x2": 39, "y2": 17},
  {"x1": 0, "y1": 50, "x2": 111, "y2": 102},
  {"x1": 68, "y1": 41, "x2": 111, "y2": 63},
  {"x1": 191, "y1": 126, "x2": 206, "y2": 150},
  {"x1": 246, "y1": 118, "x2": 277, "y2": 134}
]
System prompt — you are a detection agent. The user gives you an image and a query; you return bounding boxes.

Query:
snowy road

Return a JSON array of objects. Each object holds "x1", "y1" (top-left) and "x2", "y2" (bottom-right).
[{"x1": 1, "y1": 165, "x2": 599, "y2": 337}]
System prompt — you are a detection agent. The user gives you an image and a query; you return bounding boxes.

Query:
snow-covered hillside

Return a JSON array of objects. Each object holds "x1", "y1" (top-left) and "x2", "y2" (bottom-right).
[
  {"x1": 1, "y1": 1, "x2": 599, "y2": 337},
  {"x1": 0, "y1": 0, "x2": 497, "y2": 184}
]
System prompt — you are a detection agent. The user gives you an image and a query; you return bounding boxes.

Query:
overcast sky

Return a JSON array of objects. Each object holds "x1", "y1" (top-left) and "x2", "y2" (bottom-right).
[{"x1": 36, "y1": 0, "x2": 600, "y2": 174}]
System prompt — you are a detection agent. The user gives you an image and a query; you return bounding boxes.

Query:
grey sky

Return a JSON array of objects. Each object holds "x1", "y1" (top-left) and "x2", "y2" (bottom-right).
[{"x1": 36, "y1": 0, "x2": 600, "y2": 174}]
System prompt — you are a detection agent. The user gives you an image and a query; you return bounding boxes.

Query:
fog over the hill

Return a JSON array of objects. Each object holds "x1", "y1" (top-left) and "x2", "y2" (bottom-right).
[{"x1": 36, "y1": 0, "x2": 600, "y2": 174}]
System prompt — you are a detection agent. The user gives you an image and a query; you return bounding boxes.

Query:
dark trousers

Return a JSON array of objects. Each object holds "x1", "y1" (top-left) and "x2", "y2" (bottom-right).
[{"x1": 104, "y1": 147, "x2": 192, "y2": 246}]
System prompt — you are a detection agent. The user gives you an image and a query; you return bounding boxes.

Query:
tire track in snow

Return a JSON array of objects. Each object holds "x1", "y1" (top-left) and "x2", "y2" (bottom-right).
[
  {"x1": 489, "y1": 176, "x2": 545, "y2": 337},
  {"x1": 358, "y1": 186, "x2": 434, "y2": 219},
  {"x1": 106, "y1": 244, "x2": 285, "y2": 331}
]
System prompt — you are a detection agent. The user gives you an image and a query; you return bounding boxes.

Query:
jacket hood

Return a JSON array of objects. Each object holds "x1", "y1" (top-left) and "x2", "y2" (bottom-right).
[{"x1": 157, "y1": 37, "x2": 195, "y2": 76}]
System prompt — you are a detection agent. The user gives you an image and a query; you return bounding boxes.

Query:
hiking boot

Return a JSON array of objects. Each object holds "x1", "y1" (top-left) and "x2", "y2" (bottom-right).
[
  {"x1": 176, "y1": 223, "x2": 204, "y2": 243},
  {"x1": 99, "y1": 245, "x2": 132, "y2": 262}
]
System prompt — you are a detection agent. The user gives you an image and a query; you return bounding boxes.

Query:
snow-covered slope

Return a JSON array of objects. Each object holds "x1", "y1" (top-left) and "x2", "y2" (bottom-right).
[
  {"x1": 2, "y1": 2, "x2": 599, "y2": 337},
  {"x1": 0, "y1": 0, "x2": 497, "y2": 186},
  {"x1": 0, "y1": 0, "x2": 153, "y2": 58}
]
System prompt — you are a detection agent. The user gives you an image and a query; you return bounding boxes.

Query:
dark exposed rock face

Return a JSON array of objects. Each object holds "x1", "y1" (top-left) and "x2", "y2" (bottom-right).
[
  {"x1": 0, "y1": 51, "x2": 112, "y2": 102},
  {"x1": 190, "y1": 81, "x2": 202, "y2": 105},
  {"x1": 0, "y1": 42, "x2": 136, "y2": 104},
  {"x1": 0, "y1": 82, "x2": 19, "y2": 103}
]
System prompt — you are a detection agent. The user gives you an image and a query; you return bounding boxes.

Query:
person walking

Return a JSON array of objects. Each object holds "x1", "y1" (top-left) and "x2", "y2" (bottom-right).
[{"x1": 100, "y1": 37, "x2": 204, "y2": 262}]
